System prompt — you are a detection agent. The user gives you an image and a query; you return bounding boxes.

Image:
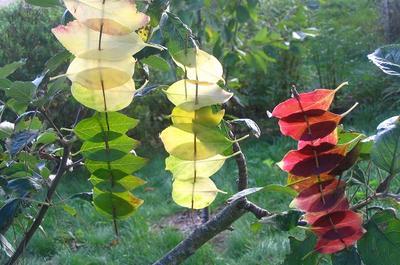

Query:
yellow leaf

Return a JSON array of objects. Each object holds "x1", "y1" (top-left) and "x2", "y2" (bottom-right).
[
  {"x1": 52, "y1": 20, "x2": 148, "y2": 60},
  {"x1": 63, "y1": 0, "x2": 150, "y2": 35},
  {"x1": 171, "y1": 106, "x2": 225, "y2": 127},
  {"x1": 173, "y1": 48, "x2": 224, "y2": 83},
  {"x1": 166, "y1": 153, "x2": 237, "y2": 181},
  {"x1": 66, "y1": 57, "x2": 135, "y2": 90},
  {"x1": 172, "y1": 178, "x2": 220, "y2": 209},
  {"x1": 165, "y1": 80, "x2": 233, "y2": 111},
  {"x1": 71, "y1": 79, "x2": 135, "y2": 112},
  {"x1": 160, "y1": 124, "x2": 232, "y2": 160}
]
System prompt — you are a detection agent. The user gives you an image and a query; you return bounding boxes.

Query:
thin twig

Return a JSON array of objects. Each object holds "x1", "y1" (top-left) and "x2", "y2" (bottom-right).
[{"x1": 6, "y1": 142, "x2": 71, "y2": 265}]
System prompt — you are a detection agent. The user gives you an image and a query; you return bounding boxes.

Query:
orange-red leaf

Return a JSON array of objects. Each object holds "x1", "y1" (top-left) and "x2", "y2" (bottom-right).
[
  {"x1": 311, "y1": 210, "x2": 365, "y2": 254},
  {"x1": 278, "y1": 110, "x2": 342, "y2": 141},
  {"x1": 287, "y1": 174, "x2": 335, "y2": 192},
  {"x1": 298, "y1": 129, "x2": 338, "y2": 150},
  {"x1": 304, "y1": 197, "x2": 350, "y2": 224},
  {"x1": 279, "y1": 145, "x2": 346, "y2": 176},
  {"x1": 293, "y1": 179, "x2": 346, "y2": 213},
  {"x1": 271, "y1": 88, "x2": 341, "y2": 119}
]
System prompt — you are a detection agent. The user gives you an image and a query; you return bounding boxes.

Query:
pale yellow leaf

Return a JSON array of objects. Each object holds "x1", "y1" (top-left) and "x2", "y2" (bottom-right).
[
  {"x1": 172, "y1": 178, "x2": 220, "y2": 209},
  {"x1": 52, "y1": 20, "x2": 148, "y2": 60},
  {"x1": 173, "y1": 48, "x2": 224, "y2": 83},
  {"x1": 64, "y1": 0, "x2": 149, "y2": 35},
  {"x1": 160, "y1": 124, "x2": 232, "y2": 160},
  {"x1": 171, "y1": 106, "x2": 225, "y2": 127},
  {"x1": 71, "y1": 79, "x2": 135, "y2": 112},
  {"x1": 66, "y1": 57, "x2": 135, "y2": 90},
  {"x1": 165, "y1": 80, "x2": 233, "y2": 111}
]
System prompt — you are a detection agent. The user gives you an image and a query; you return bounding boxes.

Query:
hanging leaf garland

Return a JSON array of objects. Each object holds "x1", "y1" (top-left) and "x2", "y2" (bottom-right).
[
  {"x1": 271, "y1": 84, "x2": 365, "y2": 254},
  {"x1": 52, "y1": 0, "x2": 151, "y2": 224},
  {"x1": 161, "y1": 48, "x2": 236, "y2": 209}
]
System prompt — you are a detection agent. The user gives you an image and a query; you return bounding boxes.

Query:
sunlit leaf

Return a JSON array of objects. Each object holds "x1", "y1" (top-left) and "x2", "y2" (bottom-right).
[
  {"x1": 66, "y1": 57, "x2": 135, "y2": 90},
  {"x1": 64, "y1": 0, "x2": 150, "y2": 35},
  {"x1": 85, "y1": 154, "x2": 147, "y2": 175},
  {"x1": 160, "y1": 124, "x2": 232, "y2": 160},
  {"x1": 74, "y1": 112, "x2": 138, "y2": 141},
  {"x1": 52, "y1": 20, "x2": 149, "y2": 60},
  {"x1": 71, "y1": 79, "x2": 135, "y2": 112},
  {"x1": 172, "y1": 48, "x2": 224, "y2": 83},
  {"x1": 171, "y1": 106, "x2": 225, "y2": 127},
  {"x1": 165, "y1": 80, "x2": 233, "y2": 111},
  {"x1": 172, "y1": 178, "x2": 221, "y2": 209}
]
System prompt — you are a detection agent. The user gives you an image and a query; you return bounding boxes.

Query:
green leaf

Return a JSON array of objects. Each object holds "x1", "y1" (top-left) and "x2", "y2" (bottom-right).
[
  {"x1": 36, "y1": 131, "x2": 59, "y2": 145},
  {"x1": 159, "y1": 12, "x2": 196, "y2": 56},
  {"x1": 371, "y1": 116, "x2": 400, "y2": 174},
  {"x1": 358, "y1": 209, "x2": 400, "y2": 265},
  {"x1": 368, "y1": 44, "x2": 400, "y2": 76},
  {"x1": 90, "y1": 169, "x2": 146, "y2": 191},
  {"x1": 0, "y1": 60, "x2": 26, "y2": 78},
  {"x1": 236, "y1": 5, "x2": 251, "y2": 23},
  {"x1": 74, "y1": 112, "x2": 138, "y2": 141},
  {"x1": 260, "y1": 210, "x2": 302, "y2": 231},
  {"x1": 85, "y1": 154, "x2": 147, "y2": 175},
  {"x1": 6, "y1": 81, "x2": 36, "y2": 104},
  {"x1": 6, "y1": 99, "x2": 27, "y2": 115},
  {"x1": 332, "y1": 247, "x2": 362, "y2": 265},
  {"x1": 93, "y1": 189, "x2": 143, "y2": 219},
  {"x1": 141, "y1": 55, "x2": 170, "y2": 72},
  {"x1": 0, "y1": 79, "x2": 12, "y2": 90},
  {"x1": 282, "y1": 232, "x2": 319, "y2": 265},
  {"x1": 25, "y1": 0, "x2": 60, "y2": 7},
  {"x1": 62, "y1": 204, "x2": 77, "y2": 217},
  {"x1": 45, "y1": 50, "x2": 72, "y2": 73},
  {"x1": 0, "y1": 199, "x2": 20, "y2": 234},
  {"x1": 80, "y1": 135, "x2": 139, "y2": 162},
  {"x1": 263, "y1": 184, "x2": 298, "y2": 197}
]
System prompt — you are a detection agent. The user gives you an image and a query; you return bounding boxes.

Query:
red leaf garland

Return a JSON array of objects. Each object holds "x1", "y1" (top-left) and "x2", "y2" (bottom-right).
[{"x1": 271, "y1": 85, "x2": 364, "y2": 254}]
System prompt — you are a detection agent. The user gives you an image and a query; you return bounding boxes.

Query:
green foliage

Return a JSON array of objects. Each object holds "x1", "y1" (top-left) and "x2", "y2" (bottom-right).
[
  {"x1": 331, "y1": 247, "x2": 362, "y2": 265},
  {"x1": 282, "y1": 232, "x2": 319, "y2": 265},
  {"x1": 358, "y1": 209, "x2": 400, "y2": 265},
  {"x1": 371, "y1": 116, "x2": 400, "y2": 174},
  {"x1": 0, "y1": 2, "x2": 63, "y2": 80}
]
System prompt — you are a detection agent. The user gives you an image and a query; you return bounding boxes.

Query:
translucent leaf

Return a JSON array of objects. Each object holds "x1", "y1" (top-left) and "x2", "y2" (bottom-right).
[
  {"x1": 166, "y1": 153, "x2": 234, "y2": 180},
  {"x1": 74, "y1": 112, "x2": 138, "y2": 141},
  {"x1": 66, "y1": 57, "x2": 135, "y2": 90},
  {"x1": 71, "y1": 79, "x2": 135, "y2": 112},
  {"x1": 165, "y1": 80, "x2": 233, "y2": 111},
  {"x1": 80, "y1": 135, "x2": 139, "y2": 161},
  {"x1": 93, "y1": 188, "x2": 143, "y2": 219},
  {"x1": 172, "y1": 178, "x2": 220, "y2": 209},
  {"x1": 85, "y1": 154, "x2": 147, "y2": 174},
  {"x1": 63, "y1": 0, "x2": 150, "y2": 35},
  {"x1": 91, "y1": 170, "x2": 145, "y2": 192},
  {"x1": 172, "y1": 48, "x2": 224, "y2": 83},
  {"x1": 160, "y1": 124, "x2": 232, "y2": 160},
  {"x1": 171, "y1": 106, "x2": 225, "y2": 127},
  {"x1": 52, "y1": 20, "x2": 149, "y2": 60}
]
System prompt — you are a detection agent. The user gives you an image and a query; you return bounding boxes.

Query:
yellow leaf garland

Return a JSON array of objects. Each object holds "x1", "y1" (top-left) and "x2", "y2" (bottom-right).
[{"x1": 161, "y1": 48, "x2": 238, "y2": 209}]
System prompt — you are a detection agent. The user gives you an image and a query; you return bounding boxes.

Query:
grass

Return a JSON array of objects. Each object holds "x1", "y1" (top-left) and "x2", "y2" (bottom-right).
[{"x1": 1, "y1": 107, "x2": 397, "y2": 265}]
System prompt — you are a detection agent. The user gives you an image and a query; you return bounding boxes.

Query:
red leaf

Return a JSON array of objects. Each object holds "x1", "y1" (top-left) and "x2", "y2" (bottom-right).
[
  {"x1": 311, "y1": 210, "x2": 365, "y2": 254},
  {"x1": 278, "y1": 110, "x2": 342, "y2": 141},
  {"x1": 298, "y1": 130, "x2": 338, "y2": 150},
  {"x1": 279, "y1": 145, "x2": 346, "y2": 176},
  {"x1": 271, "y1": 86, "x2": 344, "y2": 119},
  {"x1": 304, "y1": 197, "x2": 349, "y2": 224},
  {"x1": 293, "y1": 179, "x2": 346, "y2": 213}
]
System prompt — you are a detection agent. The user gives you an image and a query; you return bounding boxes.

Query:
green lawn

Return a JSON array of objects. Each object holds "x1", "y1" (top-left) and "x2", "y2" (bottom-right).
[{"x1": 1, "y1": 107, "x2": 397, "y2": 265}]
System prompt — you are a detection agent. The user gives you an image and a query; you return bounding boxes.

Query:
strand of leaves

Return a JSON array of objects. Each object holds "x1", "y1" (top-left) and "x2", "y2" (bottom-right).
[
  {"x1": 271, "y1": 84, "x2": 366, "y2": 254},
  {"x1": 51, "y1": 0, "x2": 153, "y2": 230}
]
